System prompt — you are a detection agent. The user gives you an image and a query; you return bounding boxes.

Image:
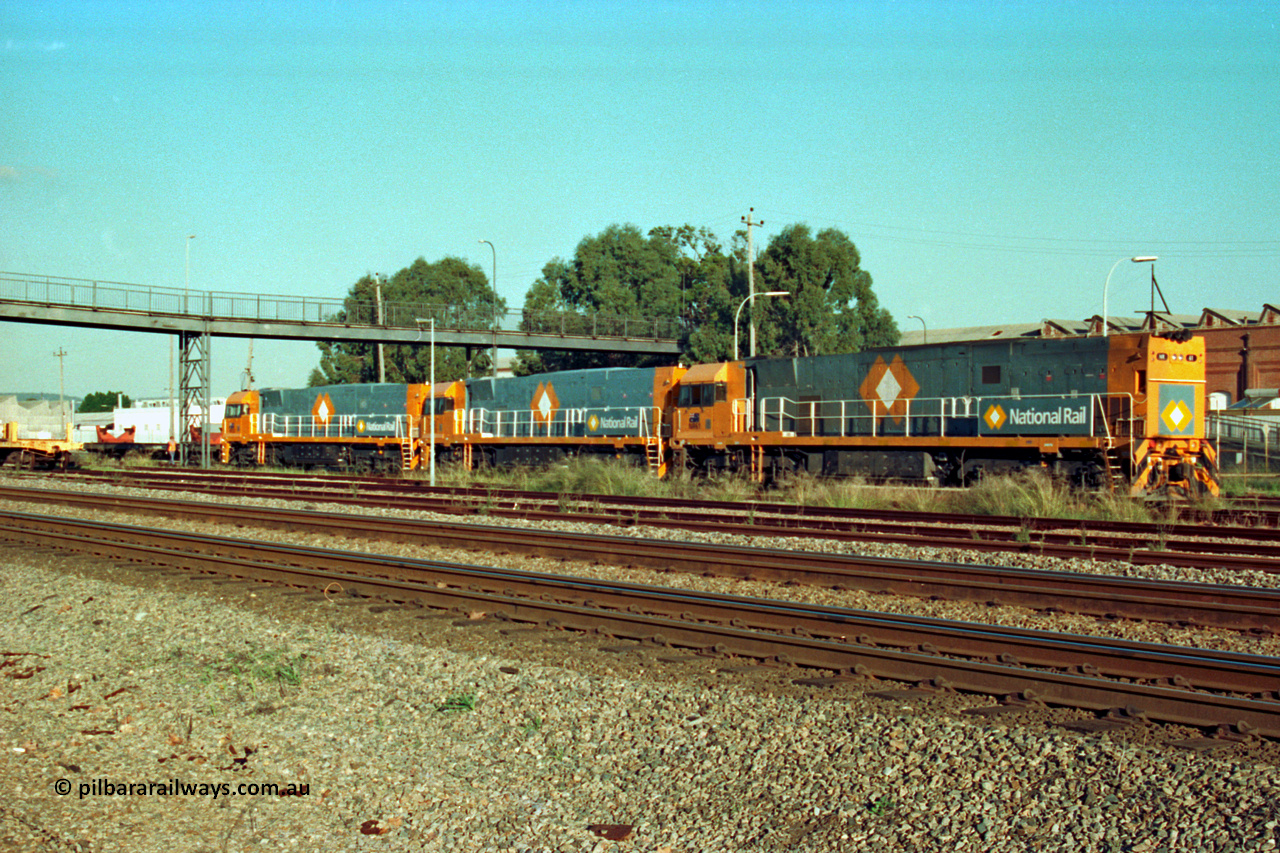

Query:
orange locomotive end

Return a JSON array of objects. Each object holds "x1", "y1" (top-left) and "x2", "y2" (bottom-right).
[
  {"x1": 417, "y1": 380, "x2": 467, "y2": 470},
  {"x1": 219, "y1": 390, "x2": 260, "y2": 464},
  {"x1": 1107, "y1": 333, "x2": 1219, "y2": 497}
]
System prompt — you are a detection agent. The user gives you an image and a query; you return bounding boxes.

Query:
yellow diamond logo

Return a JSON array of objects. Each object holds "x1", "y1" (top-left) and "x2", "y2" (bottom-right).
[
  {"x1": 1161, "y1": 399, "x2": 1191, "y2": 432},
  {"x1": 587, "y1": 414, "x2": 600, "y2": 432},
  {"x1": 984, "y1": 404, "x2": 1006, "y2": 430}
]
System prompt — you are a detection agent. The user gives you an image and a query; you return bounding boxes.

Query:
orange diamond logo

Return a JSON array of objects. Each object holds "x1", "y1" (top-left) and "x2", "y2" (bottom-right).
[
  {"x1": 858, "y1": 355, "x2": 920, "y2": 423},
  {"x1": 531, "y1": 382, "x2": 560, "y2": 425},
  {"x1": 984, "y1": 404, "x2": 1007, "y2": 430},
  {"x1": 312, "y1": 393, "x2": 335, "y2": 425}
]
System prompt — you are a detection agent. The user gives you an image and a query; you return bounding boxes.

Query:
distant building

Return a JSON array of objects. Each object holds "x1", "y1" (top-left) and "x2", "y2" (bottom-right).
[
  {"x1": 0, "y1": 394, "x2": 77, "y2": 439},
  {"x1": 898, "y1": 304, "x2": 1280, "y2": 407}
]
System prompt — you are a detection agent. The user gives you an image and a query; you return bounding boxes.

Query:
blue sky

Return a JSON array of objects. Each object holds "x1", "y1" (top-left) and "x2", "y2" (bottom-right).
[{"x1": 2, "y1": 0, "x2": 1277, "y2": 398}]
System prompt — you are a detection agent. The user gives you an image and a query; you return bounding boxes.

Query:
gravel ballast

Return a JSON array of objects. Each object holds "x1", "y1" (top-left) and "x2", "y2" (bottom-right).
[{"x1": 1, "y1": 485, "x2": 1278, "y2": 851}]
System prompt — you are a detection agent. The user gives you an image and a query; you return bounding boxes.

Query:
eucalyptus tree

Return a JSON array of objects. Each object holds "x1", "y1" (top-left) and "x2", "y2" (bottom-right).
[
  {"x1": 514, "y1": 224, "x2": 692, "y2": 375},
  {"x1": 309, "y1": 257, "x2": 505, "y2": 386},
  {"x1": 754, "y1": 225, "x2": 898, "y2": 358}
]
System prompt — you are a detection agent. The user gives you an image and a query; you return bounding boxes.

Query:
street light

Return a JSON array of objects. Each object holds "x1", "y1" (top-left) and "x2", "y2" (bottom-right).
[
  {"x1": 415, "y1": 317, "x2": 437, "y2": 487},
  {"x1": 1103, "y1": 256, "x2": 1157, "y2": 336},
  {"x1": 907, "y1": 315, "x2": 926, "y2": 344},
  {"x1": 479, "y1": 240, "x2": 497, "y2": 376},
  {"x1": 734, "y1": 292, "x2": 789, "y2": 360}
]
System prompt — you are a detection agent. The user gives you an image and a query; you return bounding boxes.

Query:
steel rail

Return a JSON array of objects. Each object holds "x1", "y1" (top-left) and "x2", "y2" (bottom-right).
[
  {"x1": 32, "y1": 470, "x2": 1280, "y2": 563},
  {"x1": 40, "y1": 469, "x2": 1280, "y2": 534},
  {"x1": 1, "y1": 509, "x2": 1277, "y2": 737},
  {"x1": 3, "y1": 485, "x2": 1278, "y2": 633}
]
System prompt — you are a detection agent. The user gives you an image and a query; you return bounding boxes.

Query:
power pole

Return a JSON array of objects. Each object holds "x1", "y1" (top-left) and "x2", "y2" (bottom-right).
[
  {"x1": 741, "y1": 208, "x2": 764, "y2": 357},
  {"x1": 53, "y1": 348, "x2": 68, "y2": 437}
]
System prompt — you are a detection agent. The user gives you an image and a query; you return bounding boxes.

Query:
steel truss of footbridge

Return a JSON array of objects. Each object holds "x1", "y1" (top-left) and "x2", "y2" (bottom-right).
[
  {"x1": 1, "y1": 272, "x2": 683, "y2": 468},
  {"x1": 0, "y1": 272, "x2": 683, "y2": 353}
]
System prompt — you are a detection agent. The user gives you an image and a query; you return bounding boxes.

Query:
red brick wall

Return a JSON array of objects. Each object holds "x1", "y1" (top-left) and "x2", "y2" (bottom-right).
[{"x1": 1201, "y1": 325, "x2": 1280, "y2": 402}]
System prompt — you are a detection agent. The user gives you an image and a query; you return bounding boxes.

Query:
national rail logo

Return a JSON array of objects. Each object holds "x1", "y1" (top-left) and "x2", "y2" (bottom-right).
[
  {"x1": 531, "y1": 383, "x2": 560, "y2": 425},
  {"x1": 311, "y1": 393, "x2": 335, "y2": 426},
  {"x1": 859, "y1": 355, "x2": 920, "y2": 423},
  {"x1": 1161, "y1": 399, "x2": 1192, "y2": 433},
  {"x1": 984, "y1": 404, "x2": 1007, "y2": 430}
]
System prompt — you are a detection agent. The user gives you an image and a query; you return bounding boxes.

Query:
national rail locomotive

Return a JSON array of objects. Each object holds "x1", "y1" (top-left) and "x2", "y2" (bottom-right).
[{"x1": 220, "y1": 332, "x2": 1220, "y2": 497}]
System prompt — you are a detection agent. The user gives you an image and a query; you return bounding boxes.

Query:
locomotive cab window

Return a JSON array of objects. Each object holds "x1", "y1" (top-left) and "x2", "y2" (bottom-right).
[
  {"x1": 981, "y1": 365, "x2": 1001, "y2": 384},
  {"x1": 678, "y1": 383, "x2": 722, "y2": 407},
  {"x1": 225, "y1": 404, "x2": 244, "y2": 418},
  {"x1": 430, "y1": 398, "x2": 454, "y2": 414}
]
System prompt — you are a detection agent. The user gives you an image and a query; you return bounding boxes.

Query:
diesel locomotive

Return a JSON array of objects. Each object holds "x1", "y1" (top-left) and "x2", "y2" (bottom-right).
[{"x1": 221, "y1": 331, "x2": 1220, "y2": 497}]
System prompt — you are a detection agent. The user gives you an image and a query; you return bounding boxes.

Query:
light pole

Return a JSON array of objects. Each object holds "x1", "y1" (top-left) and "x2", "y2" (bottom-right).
[
  {"x1": 430, "y1": 317, "x2": 435, "y2": 487},
  {"x1": 907, "y1": 315, "x2": 926, "y2": 344},
  {"x1": 479, "y1": 240, "x2": 497, "y2": 376},
  {"x1": 734, "y1": 292, "x2": 789, "y2": 360},
  {"x1": 1103, "y1": 256, "x2": 1157, "y2": 336},
  {"x1": 417, "y1": 317, "x2": 436, "y2": 487},
  {"x1": 373, "y1": 273, "x2": 386, "y2": 383}
]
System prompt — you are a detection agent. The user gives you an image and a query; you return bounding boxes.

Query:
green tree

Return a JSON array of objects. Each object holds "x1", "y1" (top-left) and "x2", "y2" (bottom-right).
[
  {"x1": 514, "y1": 223, "x2": 720, "y2": 375},
  {"x1": 310, "y1": 257, "x2": 506, "y2": 386},
  {"x1": 512, "y1": 221, "x2": 897, "y2": 375},
  {"x1": 77, "y1": 391, "x2": 131, "y2": 413},
  {"x1": 752, "y1": 224, "x2": 898, "y2": 357},
  {"x1": 654, "y1": 224, "x2": 737, "y2": 365}
]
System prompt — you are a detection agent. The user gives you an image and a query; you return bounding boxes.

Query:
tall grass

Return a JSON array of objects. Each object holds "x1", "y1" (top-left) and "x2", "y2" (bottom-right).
[
  {"x1": 95, "y1": 450, "x2": 1203, "y2": 522},
  {"x1": 1219, "y1": 474, "x2": 1280, "y2": 497},
  {"x1": 956, "y1": 470, "x2": 1165, "y2": 522},
  {"x1": 428, "y1": 457, "x2": 1195, "y2": 521}
]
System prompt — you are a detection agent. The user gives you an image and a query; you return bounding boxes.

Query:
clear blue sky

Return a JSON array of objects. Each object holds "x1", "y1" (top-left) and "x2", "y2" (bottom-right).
[{"x1": 3, "y1": 0, "x2": 1277, "y2": 399}]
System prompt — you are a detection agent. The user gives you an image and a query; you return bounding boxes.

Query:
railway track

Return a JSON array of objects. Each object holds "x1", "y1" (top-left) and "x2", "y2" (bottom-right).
[
  {"x1": 1, "y1": 509, "x2": 1277, "y2": 737},
  {"x1": 3, "y1": 484, "x2": 1278, "y2": 632},
  {"x1": 25, "y1": 470, "x2": 1280, "y2": 573}
]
